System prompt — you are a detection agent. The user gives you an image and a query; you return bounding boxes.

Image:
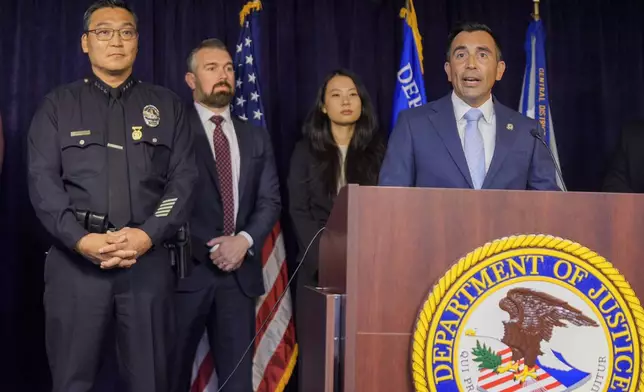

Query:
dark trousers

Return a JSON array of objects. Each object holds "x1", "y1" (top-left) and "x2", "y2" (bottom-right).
[
  {"x1": 44, "y1": 246, "x2": 175, "y2": 392},
  {"x1": 172, "y1": 263, "x2": 255, "y2": 392}
]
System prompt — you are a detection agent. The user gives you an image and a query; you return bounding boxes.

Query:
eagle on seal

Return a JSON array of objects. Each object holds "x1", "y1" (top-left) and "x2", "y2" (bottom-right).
[{"x1": 496, "y1": 287, "x2": 599, "y2": 382}]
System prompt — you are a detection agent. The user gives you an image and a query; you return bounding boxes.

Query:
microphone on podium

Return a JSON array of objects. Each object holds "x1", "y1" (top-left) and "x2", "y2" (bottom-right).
[{"x1": 530, "y1": 128, "x2": 567, "y2": 192}]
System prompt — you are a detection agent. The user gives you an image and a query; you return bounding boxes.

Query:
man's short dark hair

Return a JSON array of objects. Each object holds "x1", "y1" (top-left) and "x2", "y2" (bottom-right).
[
  {"x1": 83, "y1": 0, "x2": 138, "y2": 32},
  {"x1": 446, "y1": 22, "x2": 503, "y2": 61},
  {"x1": 186, "y1": 38, "x2": 229, "y2": 73}
]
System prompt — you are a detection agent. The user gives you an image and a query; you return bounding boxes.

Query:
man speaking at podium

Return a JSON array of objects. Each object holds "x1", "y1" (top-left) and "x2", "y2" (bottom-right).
[{"x1": 379, "y1": 23, "x2": 559, "y2": 191}]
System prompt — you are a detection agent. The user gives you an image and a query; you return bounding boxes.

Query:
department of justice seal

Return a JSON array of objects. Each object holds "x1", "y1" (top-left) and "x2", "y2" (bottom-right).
[
  {"x1": 412, "y1": 234, "x2": 643, "y2": 392},
  {"x1": 143, "y1": 105, "x2": 160, "y2": 127}
]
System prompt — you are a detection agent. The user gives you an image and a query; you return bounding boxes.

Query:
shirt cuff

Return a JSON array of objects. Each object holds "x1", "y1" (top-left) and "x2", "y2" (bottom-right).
[
  {"x1": 238, "y1": 231, "x2": 255, "y2": 256},
  {"x1": 238, "y1": 231, "x2": 254, "y2": 249}
]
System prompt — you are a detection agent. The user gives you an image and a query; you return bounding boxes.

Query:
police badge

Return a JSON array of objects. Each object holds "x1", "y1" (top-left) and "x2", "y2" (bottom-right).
[
  {"x1": 143, "y1": 105, "x2": 160, "y2": 127},
  {"x1": 131, "y1": 126, "x2": 143, "y2": 141},
  {"x1": 412, "y1": 234, "x2": 643, "y2": 392}
]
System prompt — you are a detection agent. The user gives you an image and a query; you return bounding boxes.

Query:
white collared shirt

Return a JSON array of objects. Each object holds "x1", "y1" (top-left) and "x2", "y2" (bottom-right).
[
  {"x1": 451, "y1": 91, "x2": 496, "y2": 172},
  {"x1": 337, "y1": 144, "x2": 348, "y2": 194},
  {"x1": 194, "y1": 102, "x2": 253, "y2": 247}
]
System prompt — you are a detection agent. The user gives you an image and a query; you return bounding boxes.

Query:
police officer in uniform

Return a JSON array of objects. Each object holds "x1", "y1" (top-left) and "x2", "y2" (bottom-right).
[{"x1": 27, "y1": 1, "x2": 197, "y2": 391}]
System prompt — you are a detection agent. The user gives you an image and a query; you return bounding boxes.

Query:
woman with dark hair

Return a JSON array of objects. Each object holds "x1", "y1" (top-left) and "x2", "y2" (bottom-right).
[{"x1": 288, "y1": 69, "x2": 385, "y2": 291}]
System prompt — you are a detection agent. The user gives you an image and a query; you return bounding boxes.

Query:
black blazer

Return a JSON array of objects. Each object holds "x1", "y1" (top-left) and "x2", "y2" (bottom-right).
[
  {"x1": 603, "y1": 120, "x2": 644, "y2": 193},
  {"x1": 287, "y1": 138, "x2": 383, "y2": 288},
  {"x1": 185, "y1": 105, "x2": 281, "y2": 297}
]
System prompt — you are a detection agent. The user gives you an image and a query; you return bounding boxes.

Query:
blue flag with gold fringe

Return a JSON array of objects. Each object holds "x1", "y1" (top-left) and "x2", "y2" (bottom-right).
[
  {"x1": 391, "y1": 0, "x2": 427, "y2": 134},
  {"x1": 519, "y1": 18, "x2": 563, "y2": 187}
]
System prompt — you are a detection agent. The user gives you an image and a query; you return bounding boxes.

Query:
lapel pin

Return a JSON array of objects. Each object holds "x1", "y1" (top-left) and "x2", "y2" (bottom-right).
[{"x1": 506, "y1": 123, "x2": 514, "y2": 131}]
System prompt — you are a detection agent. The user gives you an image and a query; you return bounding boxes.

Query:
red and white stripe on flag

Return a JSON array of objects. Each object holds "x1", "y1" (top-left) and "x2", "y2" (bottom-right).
[{"x1": 190, "y1": 222, "x2": 298, "y2": 392}]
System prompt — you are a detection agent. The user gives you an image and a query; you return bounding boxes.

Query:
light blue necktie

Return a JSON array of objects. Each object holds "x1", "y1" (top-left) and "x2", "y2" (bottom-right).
[{"x1": 463, "y1": 108, "x2": 485, "y2": 189}]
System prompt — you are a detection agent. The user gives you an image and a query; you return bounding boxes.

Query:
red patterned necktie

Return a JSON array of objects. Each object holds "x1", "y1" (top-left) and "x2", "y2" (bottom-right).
[{"x1": 210, "y1": 115, "x2": 235, "y2": 235}]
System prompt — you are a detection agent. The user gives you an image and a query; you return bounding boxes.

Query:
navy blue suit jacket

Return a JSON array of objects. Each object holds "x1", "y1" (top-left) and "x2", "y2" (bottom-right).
[
  {"x1": 183, "y1": 105, "x2": 281, "y2": 297},
  {"x1": 379, "y1": 93, "x2": 560, "y2": 190}
]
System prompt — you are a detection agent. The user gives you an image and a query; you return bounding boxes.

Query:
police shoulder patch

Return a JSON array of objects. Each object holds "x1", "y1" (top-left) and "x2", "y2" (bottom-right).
[{"x1": 412, "y1": 234, "x2": 643, "y2": 392}]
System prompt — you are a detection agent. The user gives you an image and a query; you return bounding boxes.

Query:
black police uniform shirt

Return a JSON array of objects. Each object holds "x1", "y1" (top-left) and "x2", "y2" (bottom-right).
[{"x1": 27, "y1": 75, "x2": 198, "y2": 250}]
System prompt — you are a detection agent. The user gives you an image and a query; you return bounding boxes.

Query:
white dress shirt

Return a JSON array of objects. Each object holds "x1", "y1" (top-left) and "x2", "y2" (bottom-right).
[
  {"x1": 451, "y1": 91, "x2": 496, "y2": 172},
  {"x1": 194, "y1": 102, "x2": 254, "y2": 247},
  {"x1": 337, "y1": 144, "x2": 348, "y2": 194}
]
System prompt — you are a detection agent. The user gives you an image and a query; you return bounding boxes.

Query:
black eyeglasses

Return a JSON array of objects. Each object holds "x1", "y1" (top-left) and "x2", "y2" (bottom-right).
[{"x1": 86, "y1": 28, "x2": 138, "y2": 41}]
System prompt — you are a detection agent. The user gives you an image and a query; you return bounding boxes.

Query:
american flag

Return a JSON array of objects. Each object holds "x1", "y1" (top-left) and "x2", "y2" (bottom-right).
[{"x1": 190, "y1": 1, "x2": 298, "y2": 392}]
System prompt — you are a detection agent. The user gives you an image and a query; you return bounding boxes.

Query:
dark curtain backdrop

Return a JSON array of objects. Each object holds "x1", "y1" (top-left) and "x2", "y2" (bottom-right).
[{"x1": 1, "y1": 0, "x2": 643, "y2": 390}]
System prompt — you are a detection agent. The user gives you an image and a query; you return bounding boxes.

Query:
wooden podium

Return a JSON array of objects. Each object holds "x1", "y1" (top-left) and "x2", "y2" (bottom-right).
[{"x1": 298, "y1": 185, "x2": 644, "y2": 392}]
